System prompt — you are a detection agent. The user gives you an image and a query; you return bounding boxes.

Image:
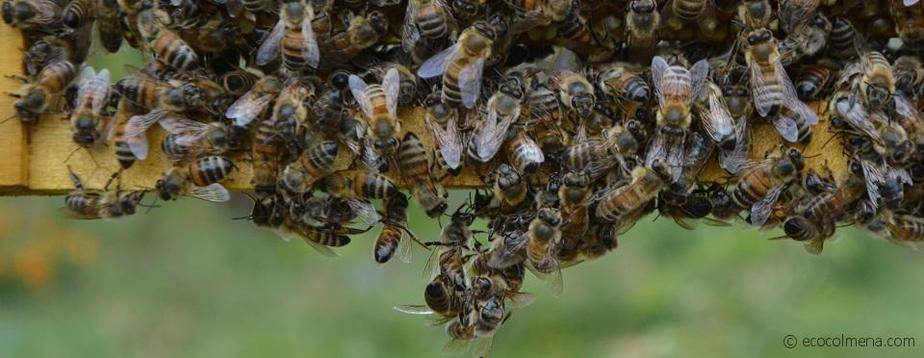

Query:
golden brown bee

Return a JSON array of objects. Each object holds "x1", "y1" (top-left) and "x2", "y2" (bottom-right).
[
  {"x1": 626, "y1": 0, "x2": 660, "y2": 59},
  {"x1": 399, "y1": 132, "x2": 448, "y2": 218},
  {"x1": 349, "y1": 68, "x2": 401, "y2": 155},
  {"x1": 401, "y1": 0, "x2": 454, "y2": 53},
  {"x1": 64, "y1": 168, "x2": 147, "y2": 219},
  {"x1": 893, "y1": 56, "x2": 924, "y2": 97},
  {"x1": 743, "y1": 28, "x2": 818, "y2": 142},
  {"x1": 96, "y1": 0, "x2": 122, "y2": 53},
  {"x1": 526, "y1": 207, "x2": 562, "y2": 281},
  {"x1": 11, "y1": 60, "x2": 78, "y2": 122},
  {"x1": 858, "y1": 51, "x2": 896, "y2": 111},
  {"x1": 418, "y1": 21, "x2": 495, "y2": 108},
  {"x1": 374, "y1": 193, "x2": 415, "y2": 264},
  {"x1": 154, "y1": 155, "x2": 234, "y2": 202},
  {"x1": 257, "y1": 0, "x2": 321, "y2": 72},
  {"x1": 285, "y1": 222, "x2": 369, "y2": 257},
  {"x1": 152, "y1": 117, "x2": 236, "y2": 161},
  {"x1": 551, "y1": 70, "x2": 595, "y2": 118},
  {"x1": 2, "y1": 0, "x2": 61, "y2": 31},
  {"x1": 324, "y1": 10, "x2": 389, "y2": 63},
  {"x1": 731, "y1": 148, "x2": 805, "y2": 227},
  {"x1": 136, "y1": 9, "x2": 198, "y2": 71},
  {"x1": 794, "y1": 62, "x2": 835, "y2": 101},
  {"x1": 737, "y1": 0, "x2": 771, "y2": 30},
  {"x1": 557, "y1": 172, "x2": 591, "y2": 259},
  {"x1": 882, "y1": 211, "x2": 924, "y2": 247},
  {"x1": 320, "y1": 170, "x2": 399, "y2": 200},
  {"x1": 592, "y1": 62, "x2": 650, "y2": 104},
  {"x1": 278, "y1": 140, "x2": 339, "y2": 196},
  {"x1": 505, "y1": 130, "x2": 544, "y2": 175},
  {"x1": 468, "y1": 89, "x2": 520, "y2": 163},
  {"x1": 423, "y1": 95, "x2": 462, "y2": 173},
  {"x1": 69, "y1": 67, "x2": 111, "y2": 147},
  {"x1": 782, "y1": 176, "x2": 865, "y2": 254},
  {"x1": 225, "y1": 75, "x2": 283, "y2": 127},
  {"x1": 107, "y1": 99, "x2": 147, "y2": 169},
  {"x1": 493, "y1": 163, "x2": 528, "y2": 212},
  {"x1": 594, "y1": 161, "x2": 671, "y2": 226},
  {"x1": 250, "y1": 80, "x2": 311, "y2": 194}
]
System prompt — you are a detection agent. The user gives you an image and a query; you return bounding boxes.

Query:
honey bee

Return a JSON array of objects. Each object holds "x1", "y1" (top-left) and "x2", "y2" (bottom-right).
[
  {"x1": 64, "y1": 167, "x2": 147, "y2": 219},
  {"x1": 468, "y1": 89, "x2": 520, "y2": 163},
  {"x1": 154, "y1": 156, "x2": 235, "y2": 203},
  {"x1": 399, "y1": 132, "x2": 448, "y2": 217},
  {"x1": 423, "y1": 94, "x2": 462, "y2": 172},
  {"x1": 593, "y1": 160, "x2": 671, "y2": 229},
  {"x1": 737, "y1": 0, "x2": 772, "y2": 30},
  {"x1": 781, "y1": 175, "x2": 864, "y2": 254},
  {"x1": 374, "y1": 193, "x2": 414, "y2": 264},
  {"x1": 156, "y1": 117, "x2": 236, "y2": 161},
  {"x1": 225, "y1": 75, "x2": 282, "y2": 127},
  {"x1": 881, "y1": 211, "x2": 924, "y2": 248},
  {"x1": 324, "y1": 10, "x2": 389, "y2": 63},
  {"x1": 695, "y1": 80, "x2": 736, "y2": 151},
  {"x1": 107, "y1": 99, "x2": 147, "y2": 169},
  {"x1": 893, "y1": 56, "x2": 923, "y2": 97},
  {"x1": 648, "y1": 55, "x2": 709, "y2": 176},
  {"x1": 794, "y1": 62, "x2": 835, "y2": 100},
  {"x1": 401, "y1": 0, "x2": 454, "y2": 53},
  {"x1": 219, "y1": 69, "x2": 259, "y2": 96},
  {"x1": 556, "y1": 172, "x2": 591, "y2": 258},
  {"x1": 136, "y1": 9, "x2": 199, "y2": 71},
  {"x1": 61, "y1": 0, "x2": 92, "y2": 30},
  {"x1": 743, "y1": 28, "x2": 818, "y2": 142},
  {"x1": 256, "y1": 0, "x2": 321, "y2": 72},
  {"x1": 492, "y1": 163, "x2": 528, "y2": 212},
  {"x1": 1, "y1": 0, "x2": 61, "y2": 31},
  {"x1": 626, "y1": 0, "x2": 660, "y2": 59},
  {"x1": 731, "y1": 148, "x2": 805, "y2": 227},
  {"x1": 856, "y1": 51, "x2": 897, "y2": 112},
  {"x1": 526, "y1": 207, "x2": 563, "y2": 293},
  {"x1": 10, "y1": 59, "x2": 78, "y2": 122},
  {"x1": 592, "y1": 62, "x2": 650, "y2": 105},
  {"x1": 349, "y1": 67, "x2": 401, "y2": 156},
  {"x1": 69, "y1": 67, "x2": 111, "y2": 147},
  {"x1": 828, "y1": 17, "x2": 861, "y2": 61},
  {"x1": 551, "y1": 70, "x2": 595, "y2": 118},
  {"x1": 506, "y1": 130, "x2": 544, "y2": 175},
  {"x1": 320, "y1": 170, "x2": 400, "y2": 200},
  {"x1": 96, "y1": 0, "x2": 122, "y2": 53},
  {"x1": 418, "y1": 21, "x2": 495, "y2": 108}
]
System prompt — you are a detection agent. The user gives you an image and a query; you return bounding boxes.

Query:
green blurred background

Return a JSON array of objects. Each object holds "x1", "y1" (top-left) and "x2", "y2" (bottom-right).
[
  {"x1": 1, "y1": 49, "x2": 922, "y2": 358},
  {"x1": 1, "y1": 191, "x2": 922, "y2": 357}
]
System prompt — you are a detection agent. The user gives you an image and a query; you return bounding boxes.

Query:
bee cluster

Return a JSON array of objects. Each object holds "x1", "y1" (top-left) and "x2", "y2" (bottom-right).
[{"x1": 4, "y1": 0, "x2": 924, "y2": 354}]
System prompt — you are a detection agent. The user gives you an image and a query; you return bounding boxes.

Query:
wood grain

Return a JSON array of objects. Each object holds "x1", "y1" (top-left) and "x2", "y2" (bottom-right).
[{"x1": 0, "y1": 25, "x2": 28, "y2": 193}]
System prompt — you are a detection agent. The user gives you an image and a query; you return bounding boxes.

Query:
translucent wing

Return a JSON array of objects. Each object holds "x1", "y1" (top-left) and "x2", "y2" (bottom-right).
[
  {"x1": 750, "y1": 184, "x2": 786, "y2": 227},
  {"x1": 393, "y1": 304, "x2": 433, "y2": 315},
  {"x1": 666, "y1": 137, "x2": 685, "y2": 180},
  {"x1": 527, "y1": 260, "x2": 563, "y2": 297},
  {"x1": 505, "y1": 292, "x2": 536, "y2": 310},
  {"x1": 905, "y1": 0, "x2": 920, "y2": 6},
  {"x1": 302, "y1": 237, "x2": 339, "y2": 257},
  {"x1": 226, "y1": 89, "x2": 275, "y2": 126},
  {"x1": 486, "y1": 231, "x2": 528, "y2": 269},
  {"x1": 418, "y1": 44, "x2": 458, "y2": 78},
  {"x1": 188, "y1": 183, "x2": 231, "y2": 202},
  {"x1": 125, "y1": 109, "x2": 167, "y2": 138},
  {"x1": 776, "y1": 60, "x2": 818, "y2": 124},
  {"x1": 689, "y1": 60, "x2": 710, "y2": 99},
  {"x1": 256, "y1": 19, "x2": 285, "y2": 66},
  {"x1": 650, "y1": 56, "x2": 668, "y2": 101},
  {"x1": 719, "y1": 119, "x2": 752, "y2": 174},
  {"x1": 348, "y1": 75, "x2": 374, "y2": 119},
  {"x1": 894, "y1": 93, "x2": 921, "y2": 125},
  {"x1": 442, "y1": 337, "x2": 474, "y2": 356},
  {"x1": 301, "y1": 10, "x2": 321, "y2": 68},
  {"x1": 428, "y1": 115, "x2": 462, "y2": 170},
  {"x1": 645, "y1": 132, "x2": 668, "y2": 167},
  {"x1": 834, "y1": 96, "x2": 880, "y2": 141},
  {"x1": 158, "y1": 115, "x2": 210, "y2": 134},
  {"x1": 773, "y1": 115, "x2": 799, "y2": 142},
  {"x1": 861, "y1": 160, "x2": 883, "y2": 209},
  {"x1": 474, "y1": 100, "x2": 517, "y2": 162},
  {"x1": 382, "y1": 68, "x2": 400, "y2": 118},
  {"x1": 395, "y1": 229, "x2": 412, "y2": 264},
  {"x1": 459, "y1": 57, "x2": 485, "y2": 109},
  {"x1": 126, "y1": 134, "x2": 149, "y2": 160},
  {"x1": 92, "y1": 69, "x2": 111, "y2": 113},
  {"x1": 701, "y1": 86, "x2": 735, "y2": 144},
  {"x1": 748, "y1": 60, "x2": 776, "y2": 117},
  {"x1": 401, "y1": 0, "x2": 421, "y2": 52},
  {"x1": 348, "y1": 198, "x2": 380, "y2": 226}
]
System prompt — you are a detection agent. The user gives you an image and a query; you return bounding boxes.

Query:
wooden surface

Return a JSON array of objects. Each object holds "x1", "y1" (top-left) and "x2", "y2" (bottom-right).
[{"x1": 0, "y1": 25, "x2": 847, "y2": 195}]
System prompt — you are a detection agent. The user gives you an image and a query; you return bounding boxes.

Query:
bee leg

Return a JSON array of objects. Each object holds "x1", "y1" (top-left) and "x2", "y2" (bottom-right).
[
  {"x1": 5, "y1": 92, "x2": 21, "y2": 98},
  {"x1": 5, "y1": 75, "x2": 28, "y2": 83}
]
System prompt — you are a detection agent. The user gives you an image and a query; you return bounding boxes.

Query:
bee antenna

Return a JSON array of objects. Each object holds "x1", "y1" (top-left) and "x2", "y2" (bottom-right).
[
  {"x1": 63, "y1": 146, "x2": 83, "y2": 164},
  {"x1": 144, "y1": 196, "x2": 159, "y2": 214},
  {"x1": 0, "y1": 113, "x2": 19, "y2": 125},
  {"x1": 231, "y1": 215, "x2": 253, "y2": 221}
]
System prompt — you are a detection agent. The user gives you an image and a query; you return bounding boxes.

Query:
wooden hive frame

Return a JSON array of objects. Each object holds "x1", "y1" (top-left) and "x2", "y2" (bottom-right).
[{"x1": 0, "y1": 23, "x2": 850, "y2": 195}]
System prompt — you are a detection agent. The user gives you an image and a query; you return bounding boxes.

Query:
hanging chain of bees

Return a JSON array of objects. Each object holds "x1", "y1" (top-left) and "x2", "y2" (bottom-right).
[{"x1": 4, "y1": 0, "x2": 924, "y2": 354}]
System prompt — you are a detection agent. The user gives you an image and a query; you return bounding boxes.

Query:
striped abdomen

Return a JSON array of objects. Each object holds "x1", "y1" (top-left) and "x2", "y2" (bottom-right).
[
  {"x1": 398, "y1": 132, "x2": 430, "y2": 182},
  {"x1": 673, "y1": 0, "x2": 706, "y2": 20},
  {"x1": 595, "y1": 172, "x2": 663, "y2": 221},
  {"x1": 151, "y1": 30, "x2": 198, "y2": 71},
  {"x1": 441, "y1": 56, "x2": 471, "y2": 107},
  {"x1": 65, "y1": 193, "x2": 101, "y2": 218},
  {"x1": 302, "y1": 141, "x2": 338, "y2": 177},
  {"x1": 354, "y1": 172, "x2": 398, "y2": 199},
  {"x1": 188, "y1": 156, "x2": 234, "y2": 186},
  {"x1": 281, "y1": 28, "x2": 309, "y2": 72},
  {"x1": 732, "y1": 167, "x2": 774, "y2": 208},
  {"x1": 416, "y1": 3, "x2": 449, "y2": 39}
]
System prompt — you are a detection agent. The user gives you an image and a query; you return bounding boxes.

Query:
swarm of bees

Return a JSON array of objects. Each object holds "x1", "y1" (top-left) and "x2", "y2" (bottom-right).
[{"x1": 4, "y1": 0, "x2": 924, "y2": 354}]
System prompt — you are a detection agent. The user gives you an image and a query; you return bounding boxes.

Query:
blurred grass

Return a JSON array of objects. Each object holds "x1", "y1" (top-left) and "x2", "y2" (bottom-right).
[{"x1": 0, "y1": 192, "x2": 922, "y2": 357}]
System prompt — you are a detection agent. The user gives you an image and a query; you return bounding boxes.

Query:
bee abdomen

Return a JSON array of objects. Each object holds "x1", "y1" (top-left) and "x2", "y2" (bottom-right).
[
  {"x1": 303, "y1": 141, "x2": 338, "y2": 177},
  {"x1": 398, "y1": 133, "x2": 429, "y2": 181},
  {"x1": 189, "y1": 155, "x2": 234, "y2": 186},
  {"x1": 374, "y1": 227, "x2": 401, "y2": 263},
  {"x1": 114, "y1": 141, "x2": 136, "y2": 169}
]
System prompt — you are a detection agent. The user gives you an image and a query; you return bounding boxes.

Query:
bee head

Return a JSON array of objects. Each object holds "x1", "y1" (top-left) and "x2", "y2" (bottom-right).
[
  {"x1": 367, "y1": 11, "x2": 389, "y2": 34},
  {"x1": 472, "y1": 21, "x2": 497, "y2": 42},
  {"x1": 785, "y1": 148, "x2": 805, "y2": 172},
  {"x1": 14, "y1": 89, "x2": 45, "y2": 121},
  {"x1": 571, "y1": 93, "x2": 595, "y2": 118},
  {"x1": 630, "y1": 0, "x2": 654, "y2": 13},
  {"x1": 863, "y1": 79, "x2": 892, "y2": 109}
]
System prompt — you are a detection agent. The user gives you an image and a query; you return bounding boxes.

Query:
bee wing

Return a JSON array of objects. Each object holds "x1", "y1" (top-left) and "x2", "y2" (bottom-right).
[
  {"x1": 395, "y1": 229, "x2": 413, "y2": 264},
  {"x1": 776, "y1": 60, "x2": 818, "y2": 124},
  {"x1": 442, "y1": 337, "x2": 474, "y2": 356},
  {"x1": 348, "y1": 198, "x2": 381, "y2": 226},
  {"x1": 474, "y1": 102, "x2": 517, "y2": 162},
  {"x1": 689, "y1": 60, "x2": 710, "y2": 99},
  {"x1": 361, "y1": 138, "x2": 386, "y2": 171},
  {"x1": 772, "y1": 115, "x2": 799, "y2": 142},
  {"x1": 667, "y1": 137, "x2": 685, "y2": 180},
  {"x1": 428, "y1": 115, "x2": 462, "y2": 170},
  {"x1": 701, "y1": 88, "x2": 735, "y2": 144},
  {"x1": 720, "y1": 119, "x2": 751, "y2": 174},
  {"x1": 125, "y1": 110, "x2": 167, "y2": 138},
  {"x1": 382, "y1": 68, "x2": 400, "y2": 118},
  {"x1": 861, "y1": 160, "x2": 883, "y2": 209},
  {"x1": 256, "y1": 19, "x2": 285, "y2": 66},
  {"x1": 473, "y1": 336, "x2": 496, "y2": 358},
  {"x1": 188, "y1": 183, "x2": 231, "y2": 202},
  {"x1": 651, "y1": 56, "x2": 668, "y2": 102},
  {"x1": 779, "y1": 0, "x2": 820, "y2": 33},
  {"x1": 645, "y1": 132, "x2": 668, "y2": 167},
  {"x1": 748, "y1": 61, "x2": 775, "y2": 118},
  {"x1": 905, "y1": 0, "x2": 920, "y2": 6},
  {"x1": 401, "y1": 0, "x2": 421, "y2": 52},
  {"x1": 91, "y1": 69, "x2": 111, "y2": 114},
  {"x1": 459, "y1": 57, "x2": 486, "y2": 109},
  {"x1": 393, "y1": 304, "x2": 434, "y2": 315},
  {"x1": 126, "y1": 134, "x2": 149, "y2": 160},
  {"x1": 348, "y1": 75, "x2": 375, "y2": 119},
  {"x1": 226, "y1": 91, "x2": 274, "y2": 126},
  {"x1": 302, "y1": 237, "x2": 339, "y2": 257},
  {"x1": 158, "y1": 115, "x2": 210, "y2": 134},
  {"x1": 749, "y1": 184, "x2": 786, "y2": 227},
  {"x1": 527, "y1": 260, "x2": 563, "y2": 297},
  {"x1": 301, "y1": 12, "x2": 321, "y2": 68},
  {"x1": 418, "y1": 43, "x2": 458, "y2": 79},
  {"x1": 894, "y1": 93, "x2": 921, "y2": 124},
  {"x1": 505, "y1": 292, "x2": 536, "y2": 310}
]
